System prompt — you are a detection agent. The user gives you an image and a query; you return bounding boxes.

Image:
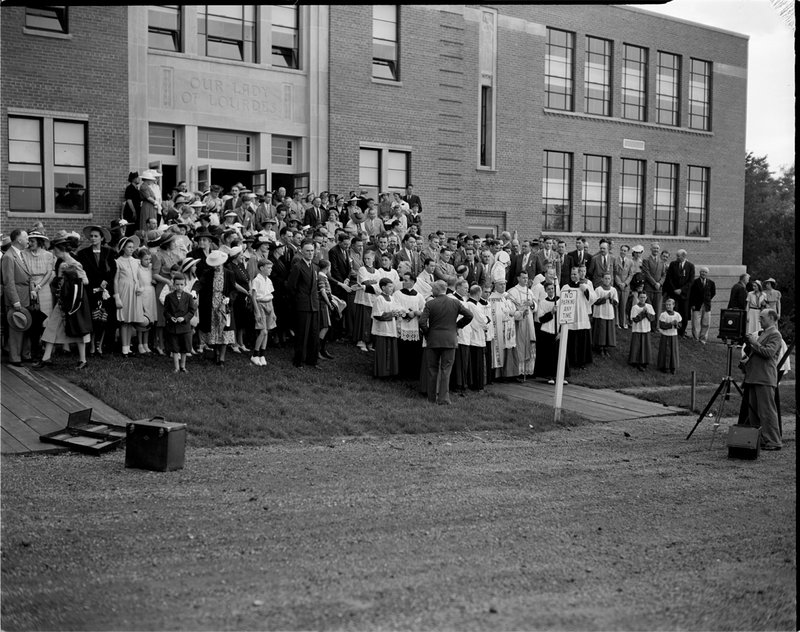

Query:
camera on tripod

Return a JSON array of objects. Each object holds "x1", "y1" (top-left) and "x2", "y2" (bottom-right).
[{"x1": 717, "y1": 308, "x2": 747, "y2": 345}]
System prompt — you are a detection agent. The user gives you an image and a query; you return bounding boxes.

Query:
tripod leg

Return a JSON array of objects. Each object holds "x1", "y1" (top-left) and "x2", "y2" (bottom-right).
[{"x1": 686, "y1": 377, "x2": 729, "y2": 440}]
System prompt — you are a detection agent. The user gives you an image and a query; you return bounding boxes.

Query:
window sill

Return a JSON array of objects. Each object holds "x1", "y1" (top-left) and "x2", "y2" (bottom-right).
[
  {"x1": 543, "y1": 108, "x2": 713, "y2": 136},
  {"x1": 545, "y1": 230, "x2": 710, "y2": 242},
  {"x1": 371, "y1": 78, "x2": 403, "y2": 87},
  {"x1": 476, "y1": 166, "x2": 497, "y2": 172},
  {"x1": 8, "y1": 211, "x2": 92, "y2": 220},
  {"x1": 22, "y1": 27, "x2": 73, "y2": 40}
]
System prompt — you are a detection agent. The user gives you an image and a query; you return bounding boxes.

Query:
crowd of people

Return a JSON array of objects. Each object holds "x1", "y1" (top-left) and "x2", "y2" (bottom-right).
[{"x1": 1, "y1": 175, "x2": 788, "y2": 423}]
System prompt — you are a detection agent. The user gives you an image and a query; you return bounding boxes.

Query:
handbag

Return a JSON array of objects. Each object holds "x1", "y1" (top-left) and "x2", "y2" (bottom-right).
[{"x1": 92, "y1": 303, "x2": 108, "y2": 323}]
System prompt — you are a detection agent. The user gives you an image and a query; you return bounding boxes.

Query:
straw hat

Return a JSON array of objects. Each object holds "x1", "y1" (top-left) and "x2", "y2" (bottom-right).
[
  {"x1": 117, "y1": 235, "x2": 141, "y2": 252},
  {"x1": 82, "y1": 224, "x2": 112, "y2": 244},
  {"x1": 206, "y1": 250, "x2": 228, "y2": 267},
  {"x1": 7, "y1": 307, "x2": 33, "y2": 332},
  {"x1": 27, "y1": 230, "x2": 50, "y2": 249}
]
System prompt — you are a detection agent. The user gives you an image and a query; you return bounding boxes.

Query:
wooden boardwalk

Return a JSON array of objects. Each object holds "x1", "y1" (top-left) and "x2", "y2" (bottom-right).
[
  {"x1": 493, "y1": 379, "x2": 686, "y2": 421},
  {"x1": 1, "y1": 364, "x2": 131, "y2": 455}
]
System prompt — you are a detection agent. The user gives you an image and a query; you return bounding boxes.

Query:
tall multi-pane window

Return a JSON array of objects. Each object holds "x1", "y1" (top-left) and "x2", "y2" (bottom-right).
[
  {"x1": 198, "y1": 130, "x2": 252, "y2": 162},
  {"x1": 621, "y1": 44, "x2": 647, "y2": 121},
  {"x1": 686, "y1": 166, "x2": 709, "y2": 236},
  {"x1": 271, "y1": 137, "x2": 295, "y2": 165},
  {"x1": 582, "y1": 155, "x2": 609, "y2": 233},
  {"x1": 149, "y1": 6, "x2": 181, "y2": 52},
  {"x1": 654, "y1": 162, "x2": 678, "y2": 235},
  {"x1": 386, "y1": 150, "x2": 409, "y2": 196},
  {"x1": 479, "y1": 86, "x2": 494, "y2": 167},
  {"x1": 198, "y1": 6, "x2": 256, "y2": 63},
  {"x1": 149, "y1": 125, "x2": 177, "y2": 156},
  {"x1": 53, "y1": 121, "x2": 88, "y2": 212},
  {"x1": 359, "y1": 148, "x2": 381, "y2": 198},
  {"x1": 584, "y1": 37, "x2": 611, "y2": 116},
  {"x1": 542, "y1": 151, "x2": 572, "y2": 231},
  {"x1": 656, "y1": 51, "x2": 681, "y2": 126},
  {"x1": 25, "y1": 6, "x2": 68, "y2": 34},
  {"x1": 359, "y1": 147, "x2": 409, "y2": 198},
  {"x1": 620, "y1": 158, "x2": 644, "y2": 234},
  {"x1": 545, "y1": 28, "x2": 574, "y2": 111},
  {"x1": 271, "y1": 5, "x2": 299, "y2": 69},
  {"x1": 688, "y1": 58, "x2": 711, "y2": 131},
  {"x1": 372, "y1": 5, "x2": 399, "y2": 81},
  {"x1": 8, "y1": 117, "x2": 44, "y2": 213}
]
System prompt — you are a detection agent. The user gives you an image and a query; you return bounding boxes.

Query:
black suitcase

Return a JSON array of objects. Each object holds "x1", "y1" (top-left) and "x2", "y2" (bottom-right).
[
  {"x1": 726, "y1": 424, "x2": 760, "y2": 460},
  {"x1": 125, "y1": 417, "x2": 186, "y2": 471}
]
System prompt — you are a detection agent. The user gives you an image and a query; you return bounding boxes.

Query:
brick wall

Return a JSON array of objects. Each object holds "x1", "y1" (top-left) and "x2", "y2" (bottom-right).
[{"x1": 1, "y1": 6, "x2": 129, "y2": 236}]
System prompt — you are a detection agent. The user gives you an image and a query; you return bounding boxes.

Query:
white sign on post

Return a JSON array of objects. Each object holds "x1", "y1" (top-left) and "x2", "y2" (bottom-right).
[{"x1": 553, "y1": 289, "x2": 577, "y2": 422}]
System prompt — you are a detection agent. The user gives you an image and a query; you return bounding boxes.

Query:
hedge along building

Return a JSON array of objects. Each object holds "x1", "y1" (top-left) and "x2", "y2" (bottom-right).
[{"x1": 2, "y1": 5, "x2": 747, "y2": 325}]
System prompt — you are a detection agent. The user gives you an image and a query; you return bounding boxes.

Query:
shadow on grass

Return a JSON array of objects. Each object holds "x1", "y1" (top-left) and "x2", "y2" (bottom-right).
[{"x1": 62, "y1": 343, "x2": 589, "y2": 448}]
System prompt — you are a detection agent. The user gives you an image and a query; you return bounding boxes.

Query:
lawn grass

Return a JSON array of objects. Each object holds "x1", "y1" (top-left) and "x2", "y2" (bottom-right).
[
  {"x1": 64, "y1": 342, "x2": 588, "y2": 448},
  {"x1": 626, "y1": 381, "x2": 796, "y2": 415}
]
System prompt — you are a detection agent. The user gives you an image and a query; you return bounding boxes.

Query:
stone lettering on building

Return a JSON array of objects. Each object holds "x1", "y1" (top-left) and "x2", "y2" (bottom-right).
[{"x1": 171, "y1": 73, "x2": 285, "y2": 117}]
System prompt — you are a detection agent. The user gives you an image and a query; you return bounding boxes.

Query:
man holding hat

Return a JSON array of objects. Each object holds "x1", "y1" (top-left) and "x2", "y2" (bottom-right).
[
  {"x1": 77, "y1": 225, "x2": 117, "y2": 356},
  {"x1": 2, "y1": 229, "x2": 33, "y2": 366}
]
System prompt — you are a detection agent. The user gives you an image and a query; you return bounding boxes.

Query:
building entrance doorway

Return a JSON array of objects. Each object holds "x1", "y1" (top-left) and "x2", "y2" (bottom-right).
[{"x1": 207, "y1": 169, "x2": 253, "y2": 195}]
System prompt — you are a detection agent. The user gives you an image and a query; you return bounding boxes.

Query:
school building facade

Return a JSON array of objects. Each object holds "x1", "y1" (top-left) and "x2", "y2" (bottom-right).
[{"x1": 2, "y1": 5, "x2": 748, "y2": 313}]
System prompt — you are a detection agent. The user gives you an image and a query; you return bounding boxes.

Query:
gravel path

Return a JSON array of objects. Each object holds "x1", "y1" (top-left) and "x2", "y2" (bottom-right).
[{"x1": 1, "y1": 414, "x2": 796, "y2": 631}]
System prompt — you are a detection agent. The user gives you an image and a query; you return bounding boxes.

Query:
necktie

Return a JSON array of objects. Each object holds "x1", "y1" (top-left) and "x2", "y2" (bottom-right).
[
  {"x1": 603, "y1": 256, "x2": 607, "y2": 268},
  {"x1": 523, "y1": 254, "x2": 529, "y2": 269}
]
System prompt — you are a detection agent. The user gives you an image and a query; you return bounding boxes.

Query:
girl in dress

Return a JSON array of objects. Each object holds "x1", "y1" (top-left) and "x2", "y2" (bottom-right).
[
  {"x1": 354, "y1": 250, "x2": 380, "y2": 352},
  {"x1": 591, "y1": 272, "x2": 618, "y2": 357},
  {"x1": 628, "y1": 290, "x2": 655, "y2": 371},
  {"x1": 113, "y1": 235, "x2": 144, "y2": 358},
  {"x1": 135, "y1": 247, "x2": 157, "y2": 355},
  {"x1": 745, "y1": 280, "x2": 764, "y2": 335},
  {"x1": 34, "y1": 234, "x2": 92, "y2": 370},
  {"x1": 657, "y1": 297, "x2": 681, "y2": 374},
  {"x1": 762, "y1": 278, "x2": 781, "y2": 318},
  {"x1": 317, "y1": 259, "x2": 335, "y2": 360},
  {"x1": 195, "y1": 250, "x2": 237, "y2": 366},
  {"x1": 22, "y1": 230, "x2": 55, "y2": 355},
  {"x1": 371, "y1": 277, "x2": 402, "y2": 378}
]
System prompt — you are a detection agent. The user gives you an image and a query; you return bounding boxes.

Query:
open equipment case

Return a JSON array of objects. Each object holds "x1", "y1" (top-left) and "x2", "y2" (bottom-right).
[{"x1": 39, "y1": 408, "x2": 127, "y2": 455}]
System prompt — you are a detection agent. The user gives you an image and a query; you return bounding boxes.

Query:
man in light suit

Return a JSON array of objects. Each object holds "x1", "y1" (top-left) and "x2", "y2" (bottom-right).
[
  {"x1": 534, "y1": 237, "x2": 556, "y2": 277},
  {"x1": 587, "y1": 238, "x2": 616, "y2": 289},
  {"x1": 287, "y1": 241, "x2": 321, "y2": 369},
  {"x1": 614, "y1": 244, "x2": 634, "y2": 328},
  {"x1": 419, "y1": 280, "x2": 473, "y2": 405},
  {"x1": 664, "y1": 249, "x2": 695, "y2": 337},
  {"x1": 738, "y1": 308, "x2": 784, "y2": 450},
  {"x1": 688, "y1": 266, "x2": 716, "y2": 343},
  {"x1": 640, "y1": 242, "x2": 667, "y2": 323},
  {"x1": 1, "y1": 229, "x2": 32, "y2": 366}
]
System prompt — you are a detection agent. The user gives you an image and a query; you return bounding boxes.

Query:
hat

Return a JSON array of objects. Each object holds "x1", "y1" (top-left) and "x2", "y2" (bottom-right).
[
  {"x1": 1, "y1": 235, "x2": 12, "y2": 252},
  {"x1": 117, "y1": 235, "x2": 141, "y2": 252},
  {"x1": 206, "y1": 250, "x2": 228, "y2": 267},
  {"x1": 155, "y1": 232, "x2": 176, "y2": 248},
  {"x1": 49, "y1": 230, "x2": 81, "y2": 250},
  {"x1": 352, "y1": 210, "x2": 365, "y2": 222},
  {"x1": 7, "y1": 307, "x2": 33, "y2": 332},
  {"x1": 27, "y1": 230, "x2": 50, "y2": 248},
  {"x1": 264, "y1": 217, "x2": 278, "y2": 224},
  {"x1": 193, "y1": 227, "x2": 219, "y2": 245},
  {"x1": 632, "y1": 245, "x2": 644, "y2": 253},
  {"x1": 110, "y1": 219, "x2": 128, "y2": 231},
  {"x1": 145, "y1": 230, "x2": 163, "y2": 247},
  {"x1": 269, "y1": 241, "x2": 286, "y2": 254},
  {"x1": 181, "y1": 257, "x2": 200, "y2": 273},
  {"x1": 227, "y1": 245, "x2": 243, "y2": 258},
  {"x1": 83, "y1": 225, "x2": 112, "y2": 244},
  {"x1": 190, "y1": 200, "x2": 205, "y2": 208},
  {"x1": 764, "y1": 278, "x2": 776, "y2": 285},
  {"x1": 174, "y1": 196, "x2": 187, "y2": 205},
  {"x1": 141, "y1": 169, "x2": 161, "y2": 180},
  {"x1": 223, "y1": 210, "x2": 239, "y2": 219},
  {"x1": 198, "y1": 213, "x2": 211, "y2": 222},
  {"x1": 349, "y1": 196, "x2": 360, "y2": 203}
]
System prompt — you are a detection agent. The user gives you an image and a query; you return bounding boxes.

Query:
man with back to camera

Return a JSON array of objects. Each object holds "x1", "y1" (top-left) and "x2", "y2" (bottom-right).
[
  {"x1": 738, "y1": 308, "x2": 784, "y2": 450},
  {"x1": 727, "y1": 272, "x2": 750, "y2": 310}
]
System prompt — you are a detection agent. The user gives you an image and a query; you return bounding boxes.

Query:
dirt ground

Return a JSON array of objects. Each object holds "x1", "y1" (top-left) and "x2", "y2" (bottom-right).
[{"x1": 1, "y1": 413, "x2": 796, "y2": 631}]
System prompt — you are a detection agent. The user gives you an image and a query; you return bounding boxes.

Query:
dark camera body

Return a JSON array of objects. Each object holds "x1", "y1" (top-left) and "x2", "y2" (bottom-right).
[{"x1": 718, "y1": 308, "x2": 746, "y2": 343}]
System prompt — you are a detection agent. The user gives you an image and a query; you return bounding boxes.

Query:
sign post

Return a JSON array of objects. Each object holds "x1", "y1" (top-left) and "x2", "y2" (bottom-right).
[{"x1": 554, "y1": 289, "x2": 577, "y2": 422}]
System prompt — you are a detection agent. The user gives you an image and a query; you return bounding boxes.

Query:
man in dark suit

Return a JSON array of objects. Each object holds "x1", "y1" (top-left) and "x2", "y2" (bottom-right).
[
  {"x1": 393, "y1": 233, "x2": 420, "y2": 275},
  {"x1": 554, "y1": 240, "x2": 570, "y2": 288},
  {"x1": 327, "y1": 233, "x2": 354, "y2": 341},
  {"x1": 76, "y1": 225, "x2": 117, "y2": 356},
  {"x1": 738, "y1": 308, "x2": 784, "y2": 450},
  {"x1": 663, "y1": 249, "x2": 695, "y2": 337},
  {"x1": 565, "y1": 236, "x2": 592, "y2": 279},
  {"x1": 419, "y1": 280, "x2": 473, "y2": 405},
  {"x1": 402, "y1": 184, "x2": 423, "y2": 214},
  {"x1": 727, "y1": 272, "x2": 750, "y2": 310},
  {"x1": 287, "y1": 241, "x2": 321, "y2": 369},
  {"x1": 302, "y1": 196, "x2": 327, "y2": 228},
  {"x1": 640, "y1": 242, "x2": 667, "y2": 320},
  {"x1": 508, "y1": 240, "x2": 537, "y2": 287},
  {"x1": 688, "y1": 266, "x2": 716, "y2": 344},
  {"x1": 587, "y1": 238, "x2": 616, "y2": 288},
  {"x1": 1, "y1": 229, "x2": 32, "y2": 366},
  {"x1": 462, "y1": 246, "x2": 487, "y2": 290}
]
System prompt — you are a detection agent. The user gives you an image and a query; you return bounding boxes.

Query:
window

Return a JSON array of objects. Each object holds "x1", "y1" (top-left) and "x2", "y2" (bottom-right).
[
  {"x1": 542, "y1": 151, "x2": 572, "y2": 231},
  {"x1": 149, "y1": 124, "x2": 177, "y2": 156},
  {"x1": 545, "y1": 28, "x2": 574, "y2": 111},
  {"x1": 8, "y1": 115, "x2": 88, "y2": 214},
  {"x1": 656, "y1": 51, "x2": 681, "y2": 126},
  {"x1": 198, "y1": 129, "x2": 251, "y2": 162},
  {"x1": 271, "y1": 5, "x2": 299, "y2": 69},
  {"x1": 373, "y1": 5, "x2": 399, "y2": 81},
  {"x1": 359, "y1": 146, "x2": 409, "y2": 199},
  {"x1": 198, "y1": 5, "x2": 256, "y2": 63},
  {"x1": 688, "y1": 58, "x2": 711, "y2": 131},
  {"x1": 622, "y1": 44, "x2": 647, "y2": 121},
  {"x1": 149, "y1": 6, "x2": 181, "y2": 52},
  {"x1": 686, "y1": 166, "x2": 709, "y2": 236},
  {"x1": 271, "y1": 136, "x2": 294, "y2": 165},
  {"x1": 620, "y1": 158, "x2": 644, "y2": 234},
  {"x1": 479, "y1": 86, "x2": 494, "y2": 168},
  {"x1": 25, "y1": 6, "x2": 68, "y2": 34},
  {"x1": 582, "y1": 155, "x2": 609, "y2": 233},
  {"x1": 584, "y1": 37, "x2": 611, "y2": 116},
  {"x1": 654, "y1": 162, "x2": 678, "y2": 235}
]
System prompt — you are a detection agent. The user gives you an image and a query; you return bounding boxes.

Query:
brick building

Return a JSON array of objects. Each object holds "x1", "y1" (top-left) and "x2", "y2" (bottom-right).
[{"x1": 2, "y1": 5, "x2": 748, "y2": 321}]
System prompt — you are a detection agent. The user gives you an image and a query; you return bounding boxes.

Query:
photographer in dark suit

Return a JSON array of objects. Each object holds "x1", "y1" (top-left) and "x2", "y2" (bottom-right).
[
  {"x1": 688, "y1": 266, "x2": 716, "y2": 344},
  {"x1": 419, "y1": 280, "x2": 473, "y2": 405}
]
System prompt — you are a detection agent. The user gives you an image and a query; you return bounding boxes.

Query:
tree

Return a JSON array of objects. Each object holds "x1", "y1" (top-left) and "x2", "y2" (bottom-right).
[{"x1": 742, "y1": 153, "x2": 795, "y2": 343}]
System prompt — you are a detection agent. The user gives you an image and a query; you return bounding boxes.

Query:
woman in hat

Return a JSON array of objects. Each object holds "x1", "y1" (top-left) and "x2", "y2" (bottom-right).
[
  {"x1": 124, "y1": 171, "x2": 142, "y2": 232},
  {"x1": 34, "y1": 234, "x2": 93, "y2": 370},
  {"x1": 745, "y1": 280, "x2": 765, "y2": 335},
  {"x1": 76, "y1": 225, "x2": 117, "y2": 357},
  {"x1": 113, "y1": 235, "x2": 145, "y2": 357},
  {"x1": 204, "y1": 184, "x2": 224, "y2": 222},
  {"x1": 247, "y1": 235, "x2": 271, "y2": 281},
  {"x1": 194, "y1": 249, "x2": 237, "y2": 365},
  {"x1": 139, "y1": 169, "x2": 162, "y2": 231},
  {"x1": 149, "y1": 231, "x2": 181, "y2": 355},
  {"x1": 762, "y1": 278, "x2": 781, "y2": 318},
  {"x1": 267, "y1": 241, "x2": 291, "y2": 346},
  {"x1": 224, "y1": 246, "x2": 253, "y2": 354},
  {"x1": 21, "y1": 229, "x2": 55, "y2": 357}
]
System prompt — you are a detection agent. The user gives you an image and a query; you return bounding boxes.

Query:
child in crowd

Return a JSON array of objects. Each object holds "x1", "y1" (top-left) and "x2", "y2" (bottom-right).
[
  {"x1": 657, "y1": 297, "x2": 681, "y2": 374},
  {"x1": 628, "y1": 290, "x2": 655, "y2": 371},
  {"x1": 592, "y1": 272, "x2": 618, "y2": 357},
  {"x1": 135, "y1": 247, "x2": 157, "y2": 355},
  {"x1": 163, "y1": 272, "x2": 196, "y2": 373},
  {"x1": 317, "y1": 259, "x2": 336, "y2": 360},
  {"x1": 371, "y1": 277, "x2": 402, "y2": 378},
  {"x1": 249, "y1": 258, "x2": 276, "y2": 366}
]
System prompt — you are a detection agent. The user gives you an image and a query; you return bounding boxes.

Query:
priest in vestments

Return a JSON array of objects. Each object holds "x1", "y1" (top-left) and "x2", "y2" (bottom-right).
[{"x1": 504, "y1": 271, "x2": 537, "y2": 380}]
